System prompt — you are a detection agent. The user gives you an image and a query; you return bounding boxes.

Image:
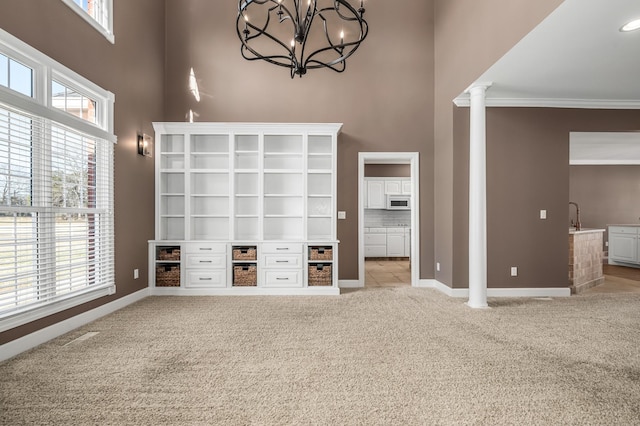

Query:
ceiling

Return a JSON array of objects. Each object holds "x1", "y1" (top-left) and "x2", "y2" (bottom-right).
[{"x1": 455, "y1": 0, "x2": 640, "y2": 108}]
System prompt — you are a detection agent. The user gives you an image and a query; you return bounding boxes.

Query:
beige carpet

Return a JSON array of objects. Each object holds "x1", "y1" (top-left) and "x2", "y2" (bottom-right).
[{"x1": 1, "y1": 287, "x2": 640, "y2": 425}]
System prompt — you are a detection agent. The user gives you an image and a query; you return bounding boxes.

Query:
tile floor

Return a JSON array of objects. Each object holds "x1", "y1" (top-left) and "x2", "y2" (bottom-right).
[
  {"x1": 365, "y1": 259, "x2": 411, "y2": 287},
  {"x1": 586, "y1": 264, "x2": 640, "y2": 294}
]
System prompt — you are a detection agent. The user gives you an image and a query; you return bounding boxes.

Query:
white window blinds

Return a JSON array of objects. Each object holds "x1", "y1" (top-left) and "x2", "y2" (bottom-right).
[{"x1": 0, "y1": 102, "x2": 114, "y2": 323}]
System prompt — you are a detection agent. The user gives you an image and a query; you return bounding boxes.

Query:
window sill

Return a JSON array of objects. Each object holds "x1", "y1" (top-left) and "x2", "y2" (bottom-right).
[{"x1": 0, "y1": 285, "x2": 115, "y2": 333}]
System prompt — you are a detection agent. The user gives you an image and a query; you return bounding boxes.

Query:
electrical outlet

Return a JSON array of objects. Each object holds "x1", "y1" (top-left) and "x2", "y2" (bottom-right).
[
  {"x1": 338, "y1": 211, "x2": 346, "y2": 219},
  {"x1": 436, "y1": 262, "x2": 441, "y2": 272},
  {"x1": 510, "y1": 267, "x2": 518, "y2": 277},
  {"x1": 605, "y1": 241, "x2": 609, "y2": 247},
  {"x1": 540, "y1": 210, "x2": 547, "y2": 219},
  {"x1": 134, "y1": 269, "x2": 139, "y2": 279}
]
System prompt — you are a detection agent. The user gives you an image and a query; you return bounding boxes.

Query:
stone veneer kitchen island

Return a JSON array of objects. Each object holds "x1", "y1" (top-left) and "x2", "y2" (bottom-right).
[{"x1": 568, "y1": 228, "x2": 605, "y2": 294}]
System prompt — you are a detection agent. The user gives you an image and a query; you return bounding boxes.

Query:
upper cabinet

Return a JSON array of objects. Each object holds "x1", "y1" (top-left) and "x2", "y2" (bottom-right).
[
  {"x1": 364, "y1": 177, "x2": 411, "y2": 209},
  {"x1": 154, "y1": 122, "x2": 342, "y2": 242}
]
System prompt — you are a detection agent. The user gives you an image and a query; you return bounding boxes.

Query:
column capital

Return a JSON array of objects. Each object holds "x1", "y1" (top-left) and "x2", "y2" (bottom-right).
[{"x1": 465, "y1": 81, "x2": 493, "y2": 95}]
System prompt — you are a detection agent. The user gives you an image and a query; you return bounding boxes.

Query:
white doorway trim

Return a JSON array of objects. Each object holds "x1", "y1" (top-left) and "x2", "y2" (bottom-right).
[{"x1": 358, "y1": 152, "x2": 420, "y2": 287}]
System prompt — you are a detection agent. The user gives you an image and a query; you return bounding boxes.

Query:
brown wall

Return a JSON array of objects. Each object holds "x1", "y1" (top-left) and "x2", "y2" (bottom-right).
[
  {"x1": 0, "y1": 1, "x2": 165, "y2": 344},
  {"x1": 164, "y1": 0, "x2": 435, "y2": 280},
  {"x1": 453, "y1": 108, "x2": 640, "y2": 289},
  {"x1": 433, "y1": 0, "x2": 564, "y2": 287},
  {"x1": 570, "y1": 165, "x2": 640, "y2": 249},
  {"x1": 365, "y1": 164, "x2": 411, "y2": 178}
]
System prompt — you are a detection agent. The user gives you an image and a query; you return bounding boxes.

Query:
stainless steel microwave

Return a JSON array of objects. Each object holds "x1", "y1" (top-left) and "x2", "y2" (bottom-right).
[{"x1": 386, "y1": 195, "x2": 411, "y2": 210}]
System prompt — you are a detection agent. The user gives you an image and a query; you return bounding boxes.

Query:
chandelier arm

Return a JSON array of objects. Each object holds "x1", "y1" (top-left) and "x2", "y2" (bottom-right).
[
  {"x1": 237, "y1": 11, "x2": 299, "y2": 66},
  {"x1": 304, "y1": 58, "x2": 346, "y2": 73}
]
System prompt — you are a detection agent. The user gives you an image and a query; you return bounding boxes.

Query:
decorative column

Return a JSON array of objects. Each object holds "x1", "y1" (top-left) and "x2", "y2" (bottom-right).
[{"x1": 467, "y1": 84, "x2": 491, "y2": 309}]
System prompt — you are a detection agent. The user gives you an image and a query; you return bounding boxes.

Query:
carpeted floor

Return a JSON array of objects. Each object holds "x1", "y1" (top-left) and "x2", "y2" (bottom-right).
[{"x1": 1, "y1": 287, "x2": 640, "y2": 425}]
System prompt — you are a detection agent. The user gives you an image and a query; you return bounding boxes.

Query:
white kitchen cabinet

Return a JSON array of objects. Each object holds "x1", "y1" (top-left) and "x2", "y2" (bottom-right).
[
  {"x1": 402, "y1": 180, "x2": 411, "y2": 195},
  {"x1": 150, "y1": 122, "x2": 342, "y2": 293},
  {"x1": 404, "y1": 228, "x2": 411, "y2": 256},
  {"x1": 366, "y1": 180, "x2": 386, "y2": 209},
  {"x1": 386, "y1": 229, "x2": 405, "y2": 257},
  {"x1": 384, "y1": 180, "x2": 402, "y2": 195},
  {"x1": 608, "y1": 225, "x2": 640, "y2": 265},
  {"x1": 364, "y1": 228, "x2": 387, "y2": 257}
]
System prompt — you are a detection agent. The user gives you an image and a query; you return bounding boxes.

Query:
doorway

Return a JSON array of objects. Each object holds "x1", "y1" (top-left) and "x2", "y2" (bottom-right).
[{"x1": 358, "y1": 152, "x2": 420, "y2": 287}]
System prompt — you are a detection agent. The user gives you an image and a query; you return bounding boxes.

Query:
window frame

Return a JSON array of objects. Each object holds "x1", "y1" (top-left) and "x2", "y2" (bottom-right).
[
  {"x1": 59, "y1": 0, "x2": 115, "y2": 44},
  {"x1": 0, "y1": 27, "x2": 116, "y2": 333}
]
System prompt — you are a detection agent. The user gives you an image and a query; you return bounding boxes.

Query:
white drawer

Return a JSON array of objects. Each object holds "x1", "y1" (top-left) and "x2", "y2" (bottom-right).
[
  {"x1": 185, "y1": 243, "x2": 227, "y2": 254},
  {"x1": 365, "y1": 246, "x2": 386, "y2": 257},
  {"x1": 261, "y1": 243, "x2": 303, "y2": 254},
  {"x1": 367, "y1": 228, "x2": 387, "y2": 233},
  {"x1": 365, "y1": 234, "x2": 386, "y2": 245},
  {"x1": 263, "y1": 254, "x2": 303, "y2": 268},
  {"x1": 185, "y1": 270, "x2": 227, "y2": 288},
  {"x1": 186, "y1": 254, "x2": 226, "y2": 268},
  {"x1": 262, "y1": 270, "x2": 303, "y2": 287},
  {"x1": 609, "y1": 226, "x2": 638, "y2": 235},
  {"x1": 386, "y1": 228, "x2": 404, "y2": 234}
]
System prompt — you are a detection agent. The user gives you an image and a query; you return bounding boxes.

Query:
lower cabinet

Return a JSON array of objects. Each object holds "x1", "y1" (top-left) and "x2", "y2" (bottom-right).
[
  {"x1": 386, "y1": 229, "x2": 405, "y2": 257},
  {"x1": 261, "y1": 243, "x2": 304, "y2": 287},
  {"x1": 184, "y1": 243, "x2": 227, "y2": 288},
  {"x1": 149, "y1": 241, "x2": 338, "y2": 292},
  {"x1": 608, "y1": 225, "x2": 640, "y2": 265}
]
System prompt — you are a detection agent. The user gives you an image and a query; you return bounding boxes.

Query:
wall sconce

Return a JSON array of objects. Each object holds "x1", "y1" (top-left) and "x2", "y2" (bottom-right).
[{"x1": 137, "y1": 133, "x2": 152, "y2": 157}]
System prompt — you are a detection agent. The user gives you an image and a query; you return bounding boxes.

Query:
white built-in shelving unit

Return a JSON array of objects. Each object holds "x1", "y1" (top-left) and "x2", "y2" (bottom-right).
[{"x1": 149, "y1": 122, "x2": 342, "y2": 295}]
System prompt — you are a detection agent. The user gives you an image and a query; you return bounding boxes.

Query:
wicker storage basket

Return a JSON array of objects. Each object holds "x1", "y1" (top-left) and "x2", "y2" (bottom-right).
[
  {"x1": 308, "y1": 263, "x2": 332, "y2": 286},
  {"x1": 158, "y1": 247, "x2": 180, "y2": 261},
  {"x1": 156, "y1": 265, "x2": 180, "y2": 287},
  {"x1": 233, "y1": 264, "x2": 257, "y2": 286},
  {"x1": 309, "y1": 246, "x2": 333, "y2": 261},
  {"x1": 232, "y1": 246, "x2": 257, "y2": 261}
]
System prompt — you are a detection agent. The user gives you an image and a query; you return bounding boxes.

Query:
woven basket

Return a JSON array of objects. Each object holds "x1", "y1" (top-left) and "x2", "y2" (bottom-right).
[
  {"x1": 308, "y1": 263, "x2": 332, "y2": 286},
  {"x1": 158, "y1": 247, "x2": 180, "y2": 261},
  {"x1": 233, "y1": 264, "x2": 257, "y2": 286},
  {"x1": 233, "y1": 246, "x2": 257, "y2": 261},
  {"x1": 156, "y1": 265, "x2": 180, "y2": 287},
  {"x1": 309, "y1": 246, "x2": 333, "y2": 261}
]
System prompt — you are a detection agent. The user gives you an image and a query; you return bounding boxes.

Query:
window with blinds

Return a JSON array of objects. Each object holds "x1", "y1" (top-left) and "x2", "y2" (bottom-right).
[{"x1": 0, "y1": 28, "x2": 115, "y2": 332}]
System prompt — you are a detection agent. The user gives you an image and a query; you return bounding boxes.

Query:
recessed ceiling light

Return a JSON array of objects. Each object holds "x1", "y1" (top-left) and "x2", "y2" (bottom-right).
[{"x1": 620, "y1": 18, "x2": 640, "y2": 32}]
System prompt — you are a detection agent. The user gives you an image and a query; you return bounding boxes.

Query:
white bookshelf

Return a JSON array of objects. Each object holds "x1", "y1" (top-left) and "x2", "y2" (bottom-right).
[{"x1": 150, "y1": 123, "x2": 342, "y2": 294}]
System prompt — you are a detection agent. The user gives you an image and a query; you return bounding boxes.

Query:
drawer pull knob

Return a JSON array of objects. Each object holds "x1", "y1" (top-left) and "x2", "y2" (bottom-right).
[
  {"x1": 199, "y1": 260, "x2": 213, "y2": 263},
  {"x1": 199, "y1": 278, "x2": 212, "y2": 281},
  {"x1": 276, "y1": 277, "x2": 289, "y2": 280},
  {"x1": 276, "y1": 260, "x2": 289, "y2": 263},
  {"x1": 276, "y1": 248, "x2": 289, "y2": 251},
  {"x1": 199, "y1": 248, "x2": 212, "y2": 251}
]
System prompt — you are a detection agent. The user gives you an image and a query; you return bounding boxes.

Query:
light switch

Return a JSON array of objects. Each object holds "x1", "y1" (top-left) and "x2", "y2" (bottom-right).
[
  {"x1": 338, "y1": 211, "x2": 346, "y2": 219},
  {"x1": 540, "y1": 210, "x2": 547, "y2": 219},
  {"x1": 510, "y1": 267, "x2": 518, "y2": 277}
]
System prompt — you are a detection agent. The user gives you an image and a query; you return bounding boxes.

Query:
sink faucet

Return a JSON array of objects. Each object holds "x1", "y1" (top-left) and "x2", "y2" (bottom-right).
[{"x1": 569, "y1": 201, "x2": 581, "y2": 231}]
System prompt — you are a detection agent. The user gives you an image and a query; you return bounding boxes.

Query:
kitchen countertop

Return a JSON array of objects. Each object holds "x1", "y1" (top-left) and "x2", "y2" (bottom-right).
[
  {"x1": 607, "y1": 224, "x2": 640, "y2": 227},
  {"x1": 568, "y1": 228, "x2": 605, "y2": 235}
]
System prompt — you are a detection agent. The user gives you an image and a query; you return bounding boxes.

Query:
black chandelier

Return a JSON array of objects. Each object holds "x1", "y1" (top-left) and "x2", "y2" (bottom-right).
[{"x1": 237, "y1": 0, "x2": 368, "y2": 78}]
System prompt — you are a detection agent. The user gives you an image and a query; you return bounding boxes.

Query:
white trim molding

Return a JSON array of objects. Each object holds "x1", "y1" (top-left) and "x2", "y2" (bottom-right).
[
  {"x1": 454, "y1": 96, "x2": 640, "y2": 110},
  {"x1": 0, "y1": 288, "x2": 149, "y2": 362},
  {"x1": 338, "y1": 280, "x2": 363, "y2": 288},
  {"x1": 417, "y1": 279, "x2": 570, "y2": 298}
]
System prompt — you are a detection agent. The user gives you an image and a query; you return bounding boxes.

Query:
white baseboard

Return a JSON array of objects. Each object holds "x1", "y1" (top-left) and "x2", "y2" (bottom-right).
[
  {"x1": 1, "y1": 288, "x2": 150, "y2": 362},
  {"x1": 338, "y1": 280, "x2": 363, "y2": 288},
  {"x1": 486, "y1": 287, "x2": 571, "y2": 297},
  {"x1": 417, "y1": 279, "x2": 570, "y2": 298}
]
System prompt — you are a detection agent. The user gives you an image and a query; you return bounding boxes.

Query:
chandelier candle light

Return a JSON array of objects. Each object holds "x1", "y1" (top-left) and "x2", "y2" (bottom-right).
[{"x1": 237, "y1": 0, "x2": 368, "y2": 78}]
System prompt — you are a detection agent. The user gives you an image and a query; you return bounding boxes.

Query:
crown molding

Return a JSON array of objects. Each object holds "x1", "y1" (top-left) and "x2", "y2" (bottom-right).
[{"x1": 453, "y1": 96, "x2": 640, "y2": 109}]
